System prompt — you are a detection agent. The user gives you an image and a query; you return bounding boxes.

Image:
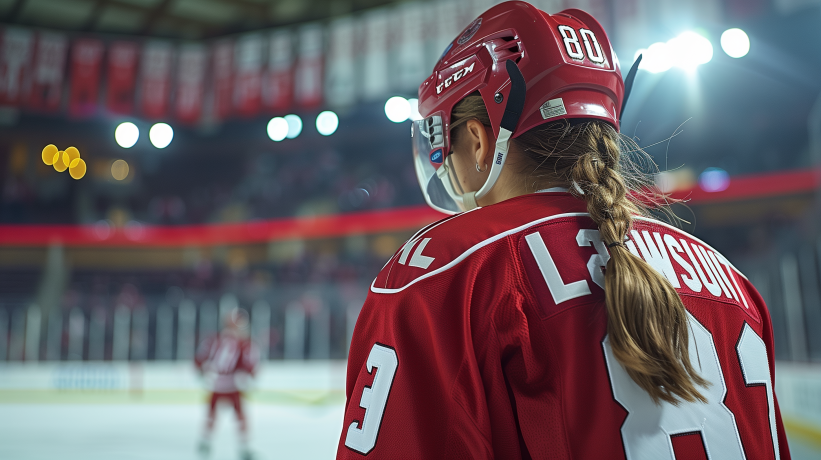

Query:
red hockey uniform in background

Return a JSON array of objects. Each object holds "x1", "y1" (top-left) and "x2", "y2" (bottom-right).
[
  {"x1": 195, "y1": 327, "x2": 259, "y2": 451},
  {"x1": 338, "y1": 192, "x2": 790, "y2": 459}
]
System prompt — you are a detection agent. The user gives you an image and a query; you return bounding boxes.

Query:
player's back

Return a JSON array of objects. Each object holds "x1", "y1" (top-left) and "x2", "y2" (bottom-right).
[
  {"x1": 340, "y1": 192, "x2": 789, "y2": 459},
  {"x1": 515, "y1": 198, "x2": 787, "y2": 459}
]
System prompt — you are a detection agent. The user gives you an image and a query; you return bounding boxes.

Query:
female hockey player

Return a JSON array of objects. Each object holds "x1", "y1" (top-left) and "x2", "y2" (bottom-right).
[{"x1": 338, "y1": 2, "x2": 790, "y2": 459}]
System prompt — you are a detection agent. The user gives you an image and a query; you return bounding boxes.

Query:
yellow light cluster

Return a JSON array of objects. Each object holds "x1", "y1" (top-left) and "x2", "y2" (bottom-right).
[{"x1": 41, "y1": 144, "x2": 86, "y2": 180}]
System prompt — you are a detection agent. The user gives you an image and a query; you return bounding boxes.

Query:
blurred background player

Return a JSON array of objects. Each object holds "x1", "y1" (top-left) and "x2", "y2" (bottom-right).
[{"x1": 195, "y1": 308, "x2": 259, "y2": 460}]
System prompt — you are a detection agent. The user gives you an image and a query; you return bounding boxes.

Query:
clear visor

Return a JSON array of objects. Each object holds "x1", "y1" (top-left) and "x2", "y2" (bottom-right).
[{"x1": 411, "y1": 113, "x2": 464, "y2": 214}]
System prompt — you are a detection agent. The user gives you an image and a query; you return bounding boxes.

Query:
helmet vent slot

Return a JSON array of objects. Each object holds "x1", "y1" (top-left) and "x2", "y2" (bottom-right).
[{"x1": 493, "y1": 37, "x2": 523, "y2": 63}]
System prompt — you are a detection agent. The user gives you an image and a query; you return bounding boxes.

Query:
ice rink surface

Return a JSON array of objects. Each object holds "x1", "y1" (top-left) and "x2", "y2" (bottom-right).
[
  {"x1": 0, "y1": 401, "x2": 344, "y2": 460},
  {"x1": 0, "y1": 399, "x2": 819, "y2": 459}
]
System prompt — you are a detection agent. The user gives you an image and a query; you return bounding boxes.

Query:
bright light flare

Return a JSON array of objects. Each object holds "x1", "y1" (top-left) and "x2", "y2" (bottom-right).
[
  {"x1": 385, "y1": 96, "x2": 411, "y2": 123},
  {"x1": 267, "y1": 117, "x2": 289, "y2": 141},
  {"x1": 699, "y1": 167, "x2": 730, "y2": 192},
  {"x1": 115, "y1": 122, "x2": 139, "y2": 148},
  {"x1": 721, "y1": 28, "x2": 750, "y2": 58},
  {"x1": 284, "y1": 114, "x2": 303, "y2": 139},
  {"x1": 636, "y1": 31, "x2": 713, "y2": 73},
  {"x1": 668, "y1": 31, "x2": 713, "y2": 71},
  {"x1": 111, "y1": 159, "x2": 130, "y2": 181},
  {"x1": 408, "y1": 98, "x2": 423, "y2": 121},
  {"x1": 637, "y1": 42, "x2": 672, "y2": 73},
  {"x1": 316, "y1": 111, "x2": 339, "y2": 136},
  {"x1": 149, "y1": 123, "x2": 174, "y2": 149}
]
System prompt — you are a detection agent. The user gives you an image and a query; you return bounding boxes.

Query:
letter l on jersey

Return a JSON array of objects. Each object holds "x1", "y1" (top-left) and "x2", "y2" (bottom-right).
[{"x1": 398, "y1": 238, "x2": 436, "y2": 269}]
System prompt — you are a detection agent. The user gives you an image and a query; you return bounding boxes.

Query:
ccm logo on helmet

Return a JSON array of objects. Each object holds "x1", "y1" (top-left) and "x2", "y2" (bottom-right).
[{"x1": 436, "y1": 62, "x2": 476, "y2": 95}]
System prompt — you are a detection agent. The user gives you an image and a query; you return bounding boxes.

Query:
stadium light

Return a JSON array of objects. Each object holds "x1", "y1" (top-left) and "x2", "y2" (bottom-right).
[
  {"x1": 699, "y1": 167, "x2": 730, "y2": 192},
  {"x1": 636, "y1": 31, "x2": 714, "y2": 74},
  {"x1": 668, "y1": 31, "x2": 713, "y2": 71},
  {"x1": 721, "y1": 28, "x2": 750, "y2": 58},
  {"x1": 637, "y1": 42, "x2": 672, "y2": 73},
  {"x1": 284, "y1": 114, "x2": 303, "y2": 139},
  {"x1": 408, "y1": 98, "x2": 423, "y2": 121},
  {"x1": 149, "y1": 123, "x2": 174, "y2": 149},
  {"x1": 267, "y1": 117, "x2": 289, "y2": 141},
  {"x1": 385, "y1": 96, "x2": 411, "y2": 123},
  {"x1": 115, "y1": 122, "x2": 139, "y2": 148},
  {"x1": 111, "y1": 159, "x2": 130, "y2": 181},
  {"x1": 316, "y1": 111, "x2": 339, "y2": 136}
]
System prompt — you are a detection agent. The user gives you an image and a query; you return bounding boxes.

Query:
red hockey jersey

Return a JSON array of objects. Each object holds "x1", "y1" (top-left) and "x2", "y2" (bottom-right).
[
  {"x1": 195, "y1": 334, "x2": 259, "y2": 393},
  {"x1": 338, "y1": 192, "x2": 790, "y2": 460}
]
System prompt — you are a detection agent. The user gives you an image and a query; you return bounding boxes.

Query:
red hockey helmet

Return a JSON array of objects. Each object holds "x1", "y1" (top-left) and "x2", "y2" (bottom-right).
[{"x1": 412, "y1": 1, "x2": 631, "y2": 214}]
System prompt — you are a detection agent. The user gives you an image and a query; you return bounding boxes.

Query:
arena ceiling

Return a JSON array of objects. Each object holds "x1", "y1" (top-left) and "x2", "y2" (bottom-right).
[{"x1": 0, "y1": 0, "x2": 402, "y2": 39}]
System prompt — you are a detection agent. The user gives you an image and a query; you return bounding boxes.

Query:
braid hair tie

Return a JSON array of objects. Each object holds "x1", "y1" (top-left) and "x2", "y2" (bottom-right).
[{"x1": 607, "y1": 241, "x2": 623, "y2": 248}]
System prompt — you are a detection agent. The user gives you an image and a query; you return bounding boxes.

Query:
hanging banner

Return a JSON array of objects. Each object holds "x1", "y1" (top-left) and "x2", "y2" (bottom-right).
[
  {"x1": 263, "y1": 30, "x2": 292, "y2": 112},
  {"x1": 174, "y1": 43, "x2": 206, "y2": 124},
  {"x1": 324, "y1": 17, "x2": 356, "y2": 108},
  {"x1": 212, "y1": 39, "x2": 233, "y2": 120},
  {"x1": 106, "y1": 41, "x2": 139, "y2": 115},
  {"x1": 428, "y1": 1, "x2": 461, "y2": 72},
  {"x1": 0, "y1": 28, "x2": 34, "y2": 106},
  {"x1": 26, "y1": 32, "x2": 67, "y2": 112},
  {"x1": 139, "y1": 41, "x2": 173, "y2": 119},
  {"x1": 361, "y1": 9, "x2": 389, "y2": 100},
  {"x1": 293, "y1": 24, "x2": 323, "y2": 108},
  {"x1": 68, "y1": 38, "x2": 104, "y2": 117},
  {"x1": 395, "y1": 3, "x2": 427, "y2": 92},
  {"x1": 234, "y1": 33, "x2": 264, "y2": 117}
]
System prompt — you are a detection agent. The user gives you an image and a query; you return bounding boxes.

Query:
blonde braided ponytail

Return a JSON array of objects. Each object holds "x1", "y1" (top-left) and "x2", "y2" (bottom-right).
[
  {"x1": 569, "y1": 123, "x2": 709, "y2": 405},
  {"x1": 450, "y1": 95, "x2": 709, "y2": 404}
]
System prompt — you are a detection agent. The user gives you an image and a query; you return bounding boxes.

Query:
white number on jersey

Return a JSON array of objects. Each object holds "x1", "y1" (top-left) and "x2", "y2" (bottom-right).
[
  {"x1": 345, "y1": 343, "x2": 399, "y2": 454},
  {"x1": 737, "y1": 323, "x2": 781, "y2": 459},
  {"x1": 213, "y1": 340, "x2": 239, "y2": 374},
  {"x1": 604, "y1": 313, "x2": 778, "y2": 459}
]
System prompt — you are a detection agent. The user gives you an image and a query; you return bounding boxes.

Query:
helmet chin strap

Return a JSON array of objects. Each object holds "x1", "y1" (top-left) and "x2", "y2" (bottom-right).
[{"x1": 441, "y1": 59, "x2": 526, "y2": 211}]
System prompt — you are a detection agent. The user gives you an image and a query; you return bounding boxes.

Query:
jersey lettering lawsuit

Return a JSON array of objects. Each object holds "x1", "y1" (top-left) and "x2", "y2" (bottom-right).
[{"x1": 339, "y1": 193, "x2": 790, "y2": 460}]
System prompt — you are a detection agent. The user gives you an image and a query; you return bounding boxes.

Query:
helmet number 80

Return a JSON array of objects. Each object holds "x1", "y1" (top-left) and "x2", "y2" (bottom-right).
[{"x1": 557, "y1": 25, "x2": 605, "y2": 64}]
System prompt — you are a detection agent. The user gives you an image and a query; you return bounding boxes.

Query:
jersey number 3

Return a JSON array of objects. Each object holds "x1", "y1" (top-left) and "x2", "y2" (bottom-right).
[
  {"x1": 603, "y1": 313, "x2": 780, "y2": 459},
  {"x1": 345, "y1": 343, "x2": 398, "y2": 455}
]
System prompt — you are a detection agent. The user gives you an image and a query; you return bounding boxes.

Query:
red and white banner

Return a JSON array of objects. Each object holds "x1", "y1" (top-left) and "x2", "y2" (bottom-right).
[
  {"x1": 395, "y1": 3, "x2": 427, "y2": 92},
  {"x1": 234, "y1": 34, "x2": 263, "y2": 116},
  {"x1": 0, "y1": 28, "x2": 34, "y2": 106},
  {"x1": 324, "y1": 17, "x2": 356, "y2": 107},
  {"x1": 263, "y1": 31, "x2": 292, "y2": 112},
  {"x1": 212, "y1": 39, "x2": 233, "y2": 120},
  {"x1": 26, "y1": 32, "x2": 67, "y2": 112},
  {"x1": 174, "y1": 43, "x2": 206, "y2": 124},
  {"x1": 363, "y1": 9, "x2": 390, "y2": 100},
  {"x1": 68, "y1": 38, "x2": 104, "y2": 117},
  {"x1": 293, "y1": 24, "x2": 323, "y2": 108},
  {"x1": 139, "y1": 41, "x2": 173, "y2": 119},
  {"x1": 106, "y1": 41, "x2": 139, "y2": 115}
]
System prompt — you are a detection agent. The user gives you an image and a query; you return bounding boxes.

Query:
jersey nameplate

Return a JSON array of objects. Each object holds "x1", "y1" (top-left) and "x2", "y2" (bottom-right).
[{"x1": 520, "y1": 218, "x2": 758, "y2": 322}]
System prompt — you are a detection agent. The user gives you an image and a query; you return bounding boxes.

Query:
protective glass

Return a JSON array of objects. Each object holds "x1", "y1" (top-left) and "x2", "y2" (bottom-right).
[{"x1": 411, "y1": 113, "x2": 463, "y2": 214}]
